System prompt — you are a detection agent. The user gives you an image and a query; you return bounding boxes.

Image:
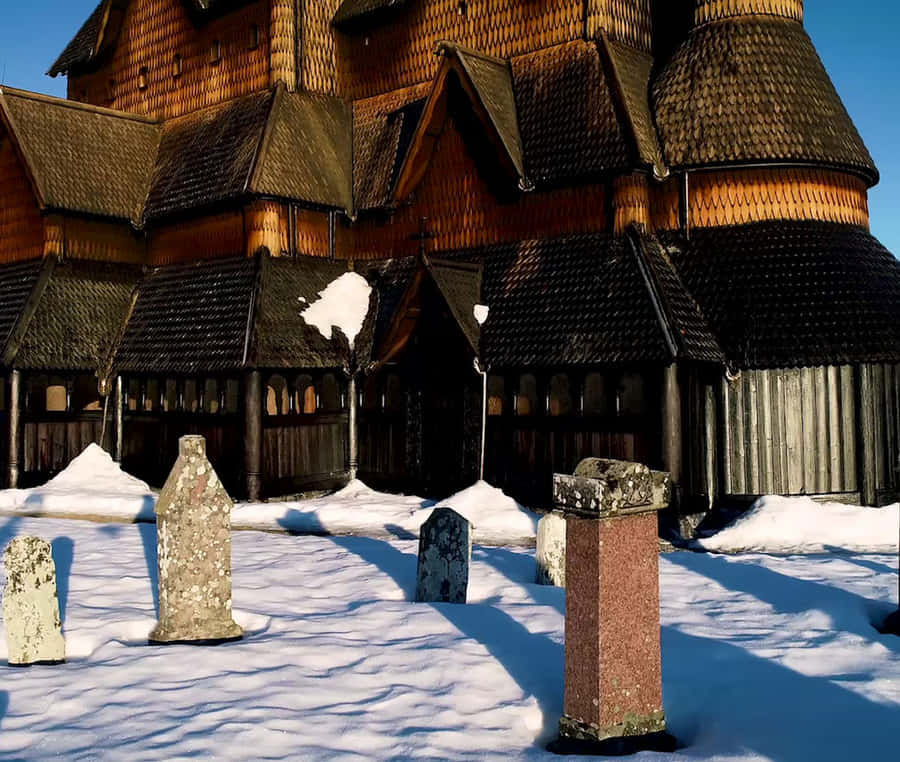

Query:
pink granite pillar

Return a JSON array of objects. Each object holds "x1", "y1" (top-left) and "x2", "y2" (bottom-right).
[{"x1": 550, "y1": 459, "x2": 676, "y2": 755}]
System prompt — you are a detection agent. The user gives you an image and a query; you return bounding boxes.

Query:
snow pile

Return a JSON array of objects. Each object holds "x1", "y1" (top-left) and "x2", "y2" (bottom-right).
[
  {"x1": 300, "y1": 272, "x2": 372, "y2": 349},
  {"x1": 0, "y1": 444, "x2": 156, "y2": 520},
  {"x1": 473, "y1": 304, "x2": 490, "y2": 325},
  {"x1": 2, "y1": 515, "x2": 899, "y2": 760},
  {"x1": 232, "y1": 479, "x2": 428, "y2": 539},
  {"x1": 699, "y1": 494, "x2": 900, "y2": 554},
  {"x1": 419, "y1": 480, "x2": 539, "y2": 545}
]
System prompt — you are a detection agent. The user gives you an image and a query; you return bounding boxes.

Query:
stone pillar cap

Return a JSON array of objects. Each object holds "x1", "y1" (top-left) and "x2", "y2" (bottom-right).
[
  {"x1": 554, "y1": 459, "x2": 670, "y2": 518},
  {"x1": 179, "y1": 435, "x2": 207, "y2": 458}
]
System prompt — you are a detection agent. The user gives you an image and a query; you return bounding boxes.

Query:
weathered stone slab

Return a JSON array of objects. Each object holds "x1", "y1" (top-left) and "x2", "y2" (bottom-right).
[
  {"x1": 150, "y1": 436, "x2": 243, "y2": 644},
  {"x1": 416, "y1": 508, "x2": 471, "y2": 604},
  {"x1": 2, "y1": 536, "x2": 65, "y2": 666},
  {"x1": 536, "y1": 512, "x2": 566, "y2": 587}
]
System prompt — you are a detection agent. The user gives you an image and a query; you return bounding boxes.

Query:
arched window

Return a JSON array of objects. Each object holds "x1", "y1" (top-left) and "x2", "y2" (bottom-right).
[
  {"x1": 163, "y1": 379, "x2": 178, "y2": 412},
  {"x1": 514, "y1": 374, "x2": 537, "y2": 416},
  {"x1": 549, "y1": 373, "x2": 573, "y2": 416},
  {"x1": 172, "y1": 53, "x2": 182, "y2": 79},
  {"x1": 127, "y1": 378, "x2": 141, "y2": 412},
  {"x1": 318, "y1": 373, "x2": 342, "y2": 412},
  {"x1": 583, "y1": 372, "x2": 609, "y2": 416},
  {"x1": 384, "y1": 373, "x2": 404, "y2": 413},
  {"x1": 487, "y1": 375, "x2": 505, "y2": 416},
  {"x1": 618, "y1": 372, "x2": 646, "y2": 417},
  {"x1": 295, "y1": 374, "x2": 316, "y2": 414},
  {"x1": 361, "y1": 374, "x2": 379, "y2": 411},
  {"x1": 266, "y1": 374, "x2": 289, "y2": 416},
  {"x1": 26, "y1": 375, "x2": 48, "y2": 413},
  {"x1": 73, "y1": 374, "x2": 101, "y2": 411},
  {"x1": 47, "y1": 375, "x2": 68, "y2": 413},
  {"x1": 204, "y1": 379, "x2": 219, "y2": 414},
  {"x1": 138, "y1": 66, "x2": 149, "y2": 91},
  {"x1": 183, "y1": 379, "x2": 198, "y2": 413}
]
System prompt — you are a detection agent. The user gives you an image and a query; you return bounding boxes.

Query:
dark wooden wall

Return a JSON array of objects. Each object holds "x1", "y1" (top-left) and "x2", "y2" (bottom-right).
[
  {"x1": 859, "y1": 362, "x2": 900, "y2": 506},
  {"x1": 262, "y1": 411, "x2": 347, "y2": 495}
]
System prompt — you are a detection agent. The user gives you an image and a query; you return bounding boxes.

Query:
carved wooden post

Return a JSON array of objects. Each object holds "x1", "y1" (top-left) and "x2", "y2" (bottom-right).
[
  {"x1": 348, "y1": 374, "x2": 358, "y2": 480},
  {"x1": 662, "y1": 363, "x2": 682, "y2": 505},
  {"x1": 7, "y1": 369, "x2": 20, "y2": 488},
  {"x1": 549, "y1": 458, "x2": 676, "y2": 756},
  {"x1": 244, "y1": 370, "x2": 263, "y2": 501},
  {"x1": 114, "y1": 375, "x2": 124, "y2": 463}
]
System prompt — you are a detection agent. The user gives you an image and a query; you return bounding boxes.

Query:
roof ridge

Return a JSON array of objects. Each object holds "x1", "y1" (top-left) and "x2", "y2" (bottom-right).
[{"x1": 0, "y1": 86, "x2": 158, "y2": 124}]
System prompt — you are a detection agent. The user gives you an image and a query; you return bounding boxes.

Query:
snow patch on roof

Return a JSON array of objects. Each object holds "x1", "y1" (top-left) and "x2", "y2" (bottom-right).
[{"x1": 300, "y1": 272, "x2": 372, "y2": 349}]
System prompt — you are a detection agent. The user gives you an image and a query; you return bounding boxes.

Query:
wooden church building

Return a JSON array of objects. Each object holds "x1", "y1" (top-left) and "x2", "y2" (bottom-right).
[{"x1": 1, "y1": 0, "x2": 899, "y2": 517}]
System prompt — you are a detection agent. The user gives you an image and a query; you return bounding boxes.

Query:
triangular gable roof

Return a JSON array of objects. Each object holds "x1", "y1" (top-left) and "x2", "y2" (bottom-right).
[
  {"x1": 425, "y1": 257, "x2": 482, "y2": 355},
  {"x1": 393, "y1": 41, "x2": 527, "y2": 202},
  {"x1": 0, "y1": 87, "x2": 159, "y2": 224},
  {"x1": 0, "y1": 258, "x2": 51, "y2": 368}
]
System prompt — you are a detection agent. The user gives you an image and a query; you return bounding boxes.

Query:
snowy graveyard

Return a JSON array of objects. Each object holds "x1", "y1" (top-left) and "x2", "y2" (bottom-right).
[{"x1": 0, "y1": 448, "x2": 898, "y2": 760}]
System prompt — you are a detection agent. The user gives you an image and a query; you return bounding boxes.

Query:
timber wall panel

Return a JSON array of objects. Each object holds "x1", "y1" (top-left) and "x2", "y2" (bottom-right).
[
  {"x1": 0, "y1": 139, "x2": 43, "y2": 263},
  {"x1": 651, "y1": 168, "x2": 870, "y2": 231},
  {"x1": 262, "y1": 413, "x2": 348, "y2": 493},
  {"x1": 721, "y1": 366, "x2": 858, "y2": 498},
  {"x1": 149, "y1": 210, "x2": 246, "y2": 264},
  {"x1": 69, "y1": 0, "x2": 271, "y2": 120},
  {"x1": 52, "y1": 216, "x2": 147, "y2": 264},
  {"x1": 858, "y1": 363, "x2": 900, "y2": 505},
  {"x1": 22, "y1": 416, "x2": 104, "y2": 481},
  {"x1": 350, "y1": 120, "x2": 608, "y2": 260}
]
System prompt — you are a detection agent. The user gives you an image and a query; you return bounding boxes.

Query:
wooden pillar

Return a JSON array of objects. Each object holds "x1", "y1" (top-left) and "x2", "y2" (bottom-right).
[
  {"x1": 662, "y1": 364, "x2": 683, "y2": 503},
  {"x1": 244, "y1": 371, "x2": 263, "y2": 501},
  {"x1": 858, "y1": 364, "x2": 878, "y2": 506},
  {"x1": 115, "y1": 376, "x2": 124, "y2": 463},
  {"x1": 7, "y1": 369, "x2": 21, "y2": 488},
  {"x1": 348, "y1": 374, "x2": 358, "y2": 481}
]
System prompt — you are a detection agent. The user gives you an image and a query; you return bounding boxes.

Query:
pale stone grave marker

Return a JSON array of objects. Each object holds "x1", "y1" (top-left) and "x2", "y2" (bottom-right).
[
  {"x1": 416, "y1": 508, "x2": 471, "y2": 604},
  {"x1": 536, "y1": 512, "x2": 566, "y2": 587},
  {"x1": 2, "y1": 536, "x2": 65, "y2": 666},
  {"x1": 150, "y1": 435, "x2": 243, "y2": 644}
]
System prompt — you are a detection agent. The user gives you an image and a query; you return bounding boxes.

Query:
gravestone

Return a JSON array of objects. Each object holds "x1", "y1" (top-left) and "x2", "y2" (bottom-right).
[
  {"x1": 2, "y1": 536, "x2": 65, "y2": 666},
  {"x1": 150, "y1": 435, "x2": 243, "y2": 644},
  {"x1": 416, "y1": 508, "x2": 471, "y2": 604},
  {"x1": 536, "y1": 512, "x2": 566, "y2": 587},
  {"x1": 549, "y1": 458, "x2": 676, "y2": 756}
]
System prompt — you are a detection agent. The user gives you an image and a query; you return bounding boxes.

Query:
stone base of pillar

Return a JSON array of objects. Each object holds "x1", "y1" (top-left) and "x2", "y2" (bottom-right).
[
  {"x1": 149, "y1": 632, "x2": 243, "y2": 646},
  {"x1": 549, "y1": 717, "x2": 677, "y2": 756}
]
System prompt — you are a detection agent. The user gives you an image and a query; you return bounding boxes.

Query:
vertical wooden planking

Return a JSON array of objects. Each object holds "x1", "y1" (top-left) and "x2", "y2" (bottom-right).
[
  {"x1": 857, "y1": 365, "x2": 875, "y2": 504},
  {"x1": 826, "y1": 366, "x2": 841, "y2": 492},
  {"x1": 812, "y1": 368, "x2": 829, "y2": 493},
  {"x1": 770, "y1": 370, "x2": 785, "y2": 494},
  {"x1": 758, "y1": 371, "x2": 774, "y2": 494},
  {"x1": 721, "y1": 377, "x2": 734, "y2": 494},
  {"x1": 839, "y1": 366, "x2": 857, "y2": 491},
  {"x1": 872, "y1": 364, "x2": 886, "y2": 490},
  {"x1": 746, "y1": 371, "x2": 761, "y2": 494},
  {"x1": 704, "y1": 380, "x2": 717, "y2": 505},
  {"x1": 783, "y1": 369, "x2": 804, "y2": 494},
  {"x1": 800, "y1": 367, "x2": 817, "y2": 493}
]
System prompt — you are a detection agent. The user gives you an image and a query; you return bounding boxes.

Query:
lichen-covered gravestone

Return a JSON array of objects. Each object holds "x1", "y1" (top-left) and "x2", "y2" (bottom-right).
[
  {"x1": 536, "y1": 512, "x2": 566, "y2": 587},
  {"x1": 149, "y1": 435, "x2": 243, "y2": 644},
  {"x1": 2, "y1": 536, "x2": 65, "y2": 666},
  {"x1": 416, "y1": 508, "x2": 472, "y2": 604}
]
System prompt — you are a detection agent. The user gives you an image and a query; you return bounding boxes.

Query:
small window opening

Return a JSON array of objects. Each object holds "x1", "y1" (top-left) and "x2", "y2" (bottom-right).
[
  {"x1": 249, "y1": 24, "x2": 260, "y2": 50},
  {"x1": 138, "y1": 66, "x2": 149, "y2": 90},
  {"x1": 210, "y1": 40, "x2": 222, "y2": 65},
  {"x1": 457, "y1": 1, "x2": 468, "y2": 16},
  {"x1": 172, "y1": 54, "x2": 182, "y2": 79}
]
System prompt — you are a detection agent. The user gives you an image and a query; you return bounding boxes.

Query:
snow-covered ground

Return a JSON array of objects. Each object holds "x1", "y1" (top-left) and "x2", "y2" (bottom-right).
[
  {"x1": 0, "y1": 446, "x2": 539, "y2": 545},
  {"x1": 0, "y1": 514, "x2": 898, "y2": 760}
]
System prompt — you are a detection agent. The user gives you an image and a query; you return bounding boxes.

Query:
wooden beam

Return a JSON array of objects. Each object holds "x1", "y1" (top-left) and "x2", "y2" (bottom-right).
[
  {"x1": 244, "y1": 370, "x2": 263, "y2": 501},
  {"x1": 662, "y1": 364, "x2": 683, "y2": 502}
]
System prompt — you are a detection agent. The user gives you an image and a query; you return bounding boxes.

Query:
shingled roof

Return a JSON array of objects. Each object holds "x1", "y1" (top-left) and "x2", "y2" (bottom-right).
[
  {"x1": 11, "y1": 259, "x2": 140, "y2": 371},
  {"x1": 372, "y1": 231, "x2": 723, "y2": 369},
  {"x1": 0, "y1": 259, "x2": 47, "y2": 367},
  {"x1": 652, "y1": 16, "x2": 878, "y2": 184},
  {"x1": 146, "y1": 87, "x2": 352, "y2": 221},
  {"x1": 660, "y1": 221, "x2": 900, "y2": 370},
  {"x1": 0, "y1": 87, "x2": 159, "y2": 223}
]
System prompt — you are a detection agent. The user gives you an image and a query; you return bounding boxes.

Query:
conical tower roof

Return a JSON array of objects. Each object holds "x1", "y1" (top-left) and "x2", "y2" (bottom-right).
[{"x1": 652, "y1": 1, "x2": 877, "y2": 185}]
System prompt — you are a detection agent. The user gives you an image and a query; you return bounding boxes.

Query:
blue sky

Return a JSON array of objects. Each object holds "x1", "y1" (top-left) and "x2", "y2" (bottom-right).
[{"x1": 0, "y1": 1, "x2": 897, "y2": 254}]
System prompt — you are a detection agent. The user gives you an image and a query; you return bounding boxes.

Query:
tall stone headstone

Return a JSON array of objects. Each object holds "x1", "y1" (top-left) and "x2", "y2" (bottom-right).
[
  {"x1": 549, "y1": 458, "x2": 676, "y2": 756},
  {"x1": 416, "y1": 508, "x2": 472, "y2": 604},
  {"x1": 2, "y1": 536, "x2": 65, "y2": 666},
  {"x1": 536, "y1": 512, "x2": 566, "y2": 587},
  {"x1": 150, "y1": 436, "x2": 243, "y2": 644}
]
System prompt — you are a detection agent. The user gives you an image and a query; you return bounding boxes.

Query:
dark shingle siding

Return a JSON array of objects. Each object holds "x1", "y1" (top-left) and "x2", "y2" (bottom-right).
[
  {"x1": 661, "y1": 221, "x2": 900, "y2": 369},
  {"x1": 115, "y1": 256, "x2": 258, "y2": 373},
  {"x1": 652, "y1": 17, "x2": 877, "y2": 183}
]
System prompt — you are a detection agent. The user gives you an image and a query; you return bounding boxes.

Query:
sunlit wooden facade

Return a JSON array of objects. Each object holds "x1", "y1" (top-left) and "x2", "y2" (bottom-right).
[{"x1": 0, "y1": 0, "x2": 897, "y2": 516}]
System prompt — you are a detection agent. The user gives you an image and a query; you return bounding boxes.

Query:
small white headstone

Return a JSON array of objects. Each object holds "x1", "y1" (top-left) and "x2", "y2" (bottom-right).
[
  {"x1": 150, "y1": 436, "x2": 243, "y2": 644},
  {"x1": 536, "y1": 512, "x2": 566, "y2": 587},
  {"x1": 416, "y1": 508, "x2": 472, "y2": 604},
  {"x1": 2, "y1": 536, "x2": 65, "y2": 665}
]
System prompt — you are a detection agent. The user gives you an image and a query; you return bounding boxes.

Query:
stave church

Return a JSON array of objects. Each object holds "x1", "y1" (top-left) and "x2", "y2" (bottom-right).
[{"x1": 1, "y1": 0, "x2": 899, "y2": 522}]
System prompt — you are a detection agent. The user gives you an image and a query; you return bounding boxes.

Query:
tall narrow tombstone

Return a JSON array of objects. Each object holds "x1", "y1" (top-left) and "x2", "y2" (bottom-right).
[
  {"x1": 2, "y1": 536, "x2": 65, "y2": 666},
  {"x1": 416, "y1": 507, "x2": 471, "y2": 603},
  {"x1": 536, "y1": 512, "x2": 566, "y2": 587},
  {"x1": 549, "y1": 458, "x2": 676, "y2": 756},
  {"x1": 150, "y1": 436, "x2": 243, "y2": 644}
]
